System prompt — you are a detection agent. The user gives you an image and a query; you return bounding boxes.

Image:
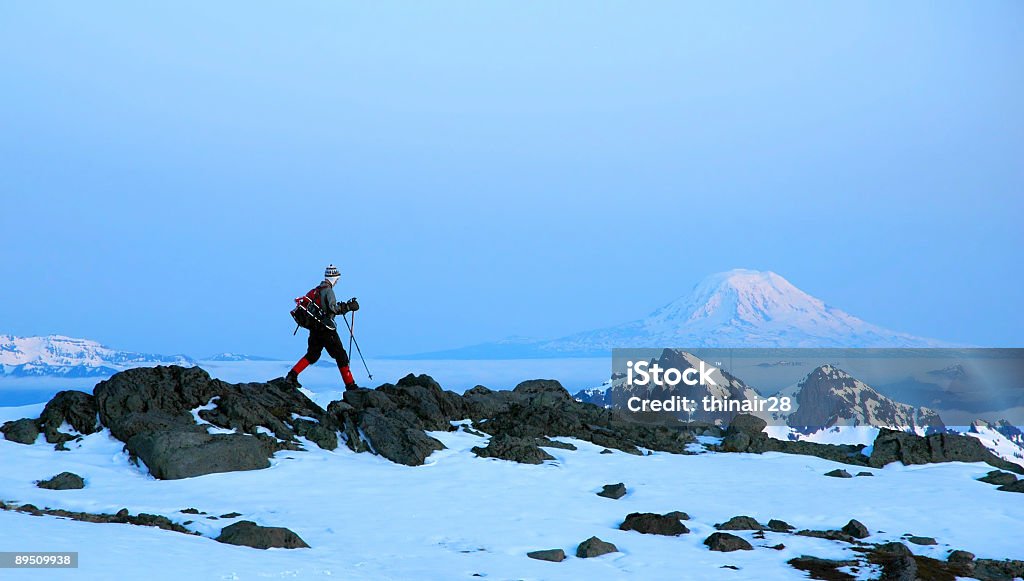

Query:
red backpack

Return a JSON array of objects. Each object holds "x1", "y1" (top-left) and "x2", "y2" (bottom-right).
[{"x1": 290, "y1": 284, "x2": 336, "y2": 331}]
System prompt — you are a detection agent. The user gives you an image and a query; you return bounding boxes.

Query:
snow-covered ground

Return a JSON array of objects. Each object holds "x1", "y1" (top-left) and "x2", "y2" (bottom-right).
[{"x1": 1, "y1": 400, "x2": 1021, "y2": 580}]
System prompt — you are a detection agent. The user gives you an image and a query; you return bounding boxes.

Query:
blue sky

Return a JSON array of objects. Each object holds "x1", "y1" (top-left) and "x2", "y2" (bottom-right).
[{"x1": 1, "y1": 2, "x2": 1021, "y2": 357}]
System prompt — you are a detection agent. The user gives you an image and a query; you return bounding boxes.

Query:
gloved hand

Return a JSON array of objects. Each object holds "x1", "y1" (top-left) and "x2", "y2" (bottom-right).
[
  {"x1": 347, "y1": 298, "x2": 360, "y2": 312},
  {"x1": 336, "y1": 302, "x2": 350, "y2": 315}
]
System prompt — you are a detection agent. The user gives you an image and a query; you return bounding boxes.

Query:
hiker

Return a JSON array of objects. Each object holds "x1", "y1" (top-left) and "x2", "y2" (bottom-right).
[{"x1": 287, "y1": 264, "x2": 360, "y2": 389}]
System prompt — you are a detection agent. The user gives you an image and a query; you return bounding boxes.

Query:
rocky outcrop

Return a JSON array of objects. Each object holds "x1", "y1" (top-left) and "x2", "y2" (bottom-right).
[
  {"x1": 715, "y1": 515, "x2": 763, "y2": 531},
  {"x1": 39, "y1": 390, "x2": 101, "y2": 445},
  {"x1": 869, "y1": 428, "x2": 1024, "y2": 474},
  {"x1": 472, "y1": 434, "x2": 554, "y2": 464},
  {"x1": 978, "y1": 470, "x2": 1017, "y2": 486},
  {"x1": 619, "y1": 512, "x2": 689, "y2": 536},
  {"x1": 215, "y1": 521, "x2": 309, "y2": 549},
  {"x1": 88, "y1": 366, "x2": 342, "y2": 479},
  {"x1": 714, "y1": 414, "x2": 871, "y2": 466},
  {"x1": 36, "y1": 471, "x2": 85, "y2": 490}
]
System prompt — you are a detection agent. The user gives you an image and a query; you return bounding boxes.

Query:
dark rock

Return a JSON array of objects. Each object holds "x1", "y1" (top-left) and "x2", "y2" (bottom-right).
[
  {"x1": 348, "y1": 408, "x2": 445, "y2": 466},
  {"x1": 89, "y1": 366, "x2": 342, "y2": 478},
  {"x1": 127, "y1": 429, "x2": 272, "y2": 480},
  {"x1": 716, "y1": 515, "x2": 763, "y2": 531},
  {"x1": 576, "y1": 536, "x2": 618, "y2": 558},
  {"x1": 876, "y1": 542, "x2": 912, "y2": 556},
  {"x1": 767, "y1": 519, "x2": 794, "y2": 532},
  {"x1": 220, "y1": 512, "x2": 242, "y2": 518},
  {"x1": 856, "y1": 471, "x2": 875, "y2": 477},
  {"x1": 180, "y1": 508, "x2": 203, "y2": 515},
  {"x1": 526, "y1": 549, "x2": 565, "y2": 562},
  {"x1": 36, "y1": 471, "x2": 85, "y2": 490},
  {"x1": 472, "y1": 434, "x2": 554, "y2": 464},
  {"x1": 869, "y1": 428, "x2": 1024, "y2": 474},
  {"x1": 769, "y1": 543, "x2": 786, "y2": 550},
  {"x1": 841, "y1": 519, "x2": 869, "y2": 539},
  {"x1": 215, "y1": 520, "x2": 309, "y2": 549},
  {"x1": 973, "y1": 558, "x2": 1024, "y2": 580},
  {"x1": 997, "y1": 480, "x2": 1024, "y2": 493},
  {"x1": 907, "y1": 536, "x2": 936, "y2": 546},
  {"x1": 788, "y1": 556, "x2": 857, "y2": 580},
  {"x1": 720, "y1": 432, "x2": 751, "y2": 452},
  {"x1": 880, "y1": 555, "x2": 917, "y2": 581},
  {"x1": 725, "y1": 413, "x2": 767, "y2": 438},
  {"x1": 597, "y1": 483, "x2": 626, "y2": 499},
  {"x1": 665, "y1": 511, "x2": 690, "y2": 521},
  {"x1": 600, "y1": 449, "x2": 613, "y2": 454},
  {"x1": 619, "y1": 512, "x2": 689, "y2": 536},
  {"x1": 825, "y1": 468, "x2": 853, "y2": 478},
  {"x1": 536, "y1": 437, "x2": 577, "y2": 450},
  {"x1": 979, "y1": 470, "x2": 1017, "y2": 486},
  {"x1": 40, "y1": 390, "x2": 100, "y2": 445},
  {"x1": 948, "y1": 550, "x2": 974, "y2": 564},
  {"x1": 704, "y1": 532, "x2": 753, "y2": 552},
  {"x1": 1, "y1": 418, "x2": 40, "y2": 444},
  {"x1": 795, "y1": 529, "x2": 856, "y2": 543}
]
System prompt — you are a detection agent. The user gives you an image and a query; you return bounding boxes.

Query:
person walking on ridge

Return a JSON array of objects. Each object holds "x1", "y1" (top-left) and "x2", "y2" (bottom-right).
[{"x1": 287, "y1": 264, "x2": 360, "y2": 389}]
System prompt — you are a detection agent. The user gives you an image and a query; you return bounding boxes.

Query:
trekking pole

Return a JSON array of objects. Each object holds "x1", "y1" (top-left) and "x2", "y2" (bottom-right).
[
  {"x1": 341, "y1": 312, "x2": 373, "y2": 380},
  {"x1": 348, "y1": 310, "x2": 355, "y2": 356}
]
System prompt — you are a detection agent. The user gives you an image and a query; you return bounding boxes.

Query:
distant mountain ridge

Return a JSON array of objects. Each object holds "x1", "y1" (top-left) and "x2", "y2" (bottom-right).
[
  {"x1": 0, "y1": 335, "x2": 195, "y2": 378},
  {"x1": 402, "y1": 269, "x2": 948, "y2": 359}
]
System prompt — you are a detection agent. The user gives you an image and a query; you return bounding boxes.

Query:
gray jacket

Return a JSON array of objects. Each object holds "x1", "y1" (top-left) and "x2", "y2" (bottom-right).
[{"x1": 318, "y1": 281, "x2": 346, "y2": 328}]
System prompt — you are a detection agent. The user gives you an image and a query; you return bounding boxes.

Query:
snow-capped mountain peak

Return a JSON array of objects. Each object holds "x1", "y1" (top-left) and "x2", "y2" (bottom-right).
[{"x1": 0, "y1": 334, "x2": 194, "y2": 377}]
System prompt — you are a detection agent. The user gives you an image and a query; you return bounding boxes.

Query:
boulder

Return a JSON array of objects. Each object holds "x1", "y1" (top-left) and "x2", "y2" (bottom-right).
[
  {"x1": 716, "y1": 516, "x2": 763, "y2": 531},
  {"x1": 349, "y1": 408, "x2": 444, "y2": 466},
  {"x1": 472, "y1": 434, "x2": 554, "y2": 465},
  {"x1": 825, "y1": 469, "x2": 853, "y2": 478},
  {"x1": 1, "y1": 418, "x2": 40, "y2": 444},
  {"x1": 597, "y1": 483, "x2": 626, "y2": 499},
  {"x1": 725, "y1": 414, "x2": 767, "y2": 438},
  {"x1": 619, "y1": 512, "x2": 689, "y2": 536},
  {"x1": 720, "y1": 432, "x2": 751, "y2": 452},
  {"x1": 841, "y1": 519, "x2": 869, "y2": 539},
  {"x1": 856, "y1": 471, "x2": 875, "y2": 477},
  {"x1": 880, "y1": 555, "x2": 918, "y2": 581},
  {"x1": 215, "y1": 521, "x2": 309, "y2": 549},
  {"x1": 704, "y1": 532, "x2": 753, "y2": 552},
  {"x1": 39, "y1": 390, "x2": 100, "y2": 444},
  {"x1": 907, "y1": 536, "x2": 936, "y2": 546},
  {"x1": 869, "y1": 428, "x2": 1024, "y2": 474},
  {"x1": 36, "y1": 471, "x2": 85, "y2": 490},
  {"x1": 127, "y1": 429, "x2": 273, "y2": 480},
  {"x1": 978, "y1": 470, "x2": 1017, "y2": 486},
  {"x1": 526, "y1": 549, "x2": 565, "y2": 562},
  {"x1": 576, "y1": 536, "x2": 618, "y2": 558},
  {"x1": 767, "y1": 519, "x2": 794, "y2": 532},
  {"x1": 948, "y1": 550, "x2": 975, "y2": 564}
]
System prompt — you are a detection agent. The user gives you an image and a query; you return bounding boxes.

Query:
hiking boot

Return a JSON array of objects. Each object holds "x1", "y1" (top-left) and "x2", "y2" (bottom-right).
[{"x1": 285, "y1": 370, "x2": 301, "y2": 387}]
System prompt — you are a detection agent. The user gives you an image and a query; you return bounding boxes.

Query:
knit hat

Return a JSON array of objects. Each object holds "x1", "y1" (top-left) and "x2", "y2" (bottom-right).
[{"x1": 325, "y1": 264, "x2": 340, "y2": 285}]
